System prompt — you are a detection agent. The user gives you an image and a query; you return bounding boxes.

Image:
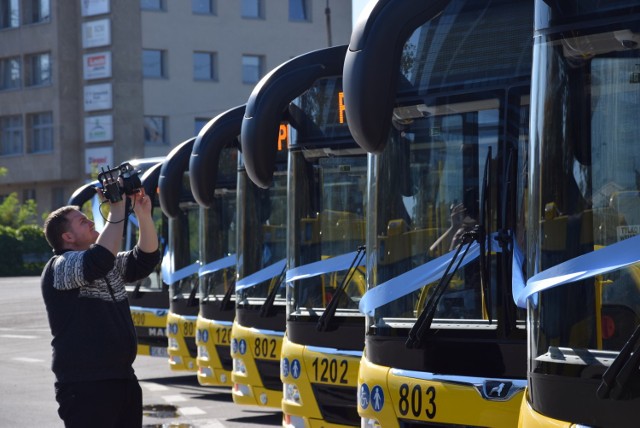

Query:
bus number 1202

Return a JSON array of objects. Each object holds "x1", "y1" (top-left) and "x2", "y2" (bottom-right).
[{"x1": 312, "y1": 358, "x2": 348, "y2": 384}]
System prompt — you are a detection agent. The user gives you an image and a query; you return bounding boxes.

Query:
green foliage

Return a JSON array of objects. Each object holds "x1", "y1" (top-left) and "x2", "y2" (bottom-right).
[
  {"x1": 0, "y1": 226, "x2": 24, "y2": 276},
  {"x1": 0, "y1": 193, "x2": 50, "y2": 276},
  {"x1": 0, "y1": 193, "x2": 39, "y2": 228}
]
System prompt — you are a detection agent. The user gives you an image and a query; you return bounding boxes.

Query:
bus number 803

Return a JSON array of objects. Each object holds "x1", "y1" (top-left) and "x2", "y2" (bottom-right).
[{"x1": 398, "y1": 384, "x2": 436, "y2": 419}]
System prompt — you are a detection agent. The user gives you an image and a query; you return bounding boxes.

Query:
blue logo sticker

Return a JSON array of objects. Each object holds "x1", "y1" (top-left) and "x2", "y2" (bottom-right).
[
  {"x1": 360, "y1": 383, "x2": 370, "y2": 409},
  {"x1": 282, "y1": 358, "x2": 289, "y2": 377},
  {"x1": 231, "y1": 338, "x2": 238, "y2": 354},
  {"x1": 168, "y1": 323, "x2": 178, "y2": 335},
  {"x1": 371, "y1": 385, "x2": 384, "y2": 412},
  {"x1": 291, "y1": 359, "x2": 301, "y2": 379},
  {"x1": 239, "y1": 339, "x2": 247, "y2": 355},
  {"x1": 201, "y1": 329, "x2": 208, "y2": 343}
]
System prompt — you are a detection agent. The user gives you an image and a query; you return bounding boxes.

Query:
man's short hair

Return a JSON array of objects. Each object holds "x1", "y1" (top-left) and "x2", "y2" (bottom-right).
[{"x1": 43, "y1": 205, "x2": 80, "y2": 254}]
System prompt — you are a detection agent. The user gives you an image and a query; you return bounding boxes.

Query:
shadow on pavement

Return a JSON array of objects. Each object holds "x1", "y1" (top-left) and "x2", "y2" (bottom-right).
[{"x1": 227, "y1": 411, "x2": 281, "y2": 426}]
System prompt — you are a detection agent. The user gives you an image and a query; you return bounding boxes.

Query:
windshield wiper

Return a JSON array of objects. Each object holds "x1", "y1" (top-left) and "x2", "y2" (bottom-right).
[
  {"x1": 259, "y1": 265, "x2": 287, "y2": 317},
  {"x1": 219, "y1": 282, "x2": 235, "y2": 311},
  {"x1": 186, "y1": 276, "x2": 199, "y2": 307},
  {"x1": 406, "y1": 230, "x2": 478, "y2": 348},
  {"x1": 316, "y1": 246, "x2": 366, "y2": 332},
  {"x1": 597, "y1": 324, "x2": 640, "y2": 400}
]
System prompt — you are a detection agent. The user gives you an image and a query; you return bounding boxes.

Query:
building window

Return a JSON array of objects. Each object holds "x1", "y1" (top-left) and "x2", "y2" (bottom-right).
[
  {"x1": 289, "y1": 0, "x2": 310, "y2": 22},
  {"x1": 142, "y1": 49, "x2": 166, "y2": 78},
  {"x1": 141, "y1": 0, "x2": 164, "y2": 11},
  {"x1": 144, "y1": 116, "x2": 167, "y2": 145},
  {"x1": 22, "y1": 188, "x2": 35, "y2": 202},
  {"x1": 0, "y1": 0, "x2": 19, "y2": 29},
  {"x1": 193, "y1": 52, "x2": 217, "y2": 81},
  {"x1": 241, "y1": 0, "x2": 262, "y2": 19},
  {"x1": 0, "y1": 115, "x2": 23, "y2": 156},
  {"x1": 25, "y1": 52, "x2": 51, "y2": 86},
  {"x1": 28, "y1": 112, "x2": 53, "y2": 153},
  {"x1": 24, "y1": 0, "x2": 50, "y2": 24},
  {"x1": 51, "y1": 187, "x2": 65, "y2": 210},
  {"x1": 0, "y1": 56, "x2": 21, "y2": 90},
  {"x1": 194, "y1": 118, "x2": 209, "y2": 135},
  {"x1": 242, "y1": 55, "x2": 263, "y2": 84},
  {"x1": 192, "y1": 0, "x2": 215, "y2": 15}
]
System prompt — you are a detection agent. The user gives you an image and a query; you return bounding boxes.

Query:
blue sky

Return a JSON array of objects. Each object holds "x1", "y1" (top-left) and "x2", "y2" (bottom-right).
[{"x1": 352, "y1": 0, "x2": 370, "y2": 28}]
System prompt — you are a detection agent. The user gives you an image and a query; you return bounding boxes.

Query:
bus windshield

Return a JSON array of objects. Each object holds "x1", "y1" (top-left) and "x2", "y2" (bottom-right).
[
  {"x1": 368, "y1": 0, "x2": 531, "y2": 331},
  {"x1": 170, "y1": 200, "x2": 200, "y2": 300},
  {"x1": 199, "y1": 146, "x2": 238, "y2": 302},
  {"x1": 531, "y1": 25, "x2": 640, "y2": 370},
  {"x1": 288, "y1": 77, "x2": 367, "y2": 315},
  {"x1": 289, "y1": 152, "x2": 367, "y2": 313},
  {"x1": 236, "y1": 166, "x2": 288, "y2": 305}
]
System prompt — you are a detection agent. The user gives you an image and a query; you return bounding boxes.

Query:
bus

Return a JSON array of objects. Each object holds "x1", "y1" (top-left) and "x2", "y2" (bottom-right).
[
  {"x1": 188, "y1": 105, "x2": 244, "y2": 386},
  {"x1": 343, "y1": 1, "x2": 532, "y2": 426},
  {"x1": 158, "y1": 138, "x2": 200, "y2": 371},
  {"x1": 517, "y1": 2, "x2": 640, "y2": 427},
  {"x1": 229, "y1": 122, "x2": 289, "y2": 407},
  {"x1": 242, "y1": 45, "x2": 367, "y2": 427},
  {"x1": 68, "y1": 157, "x2": 169, "y2": 358}
]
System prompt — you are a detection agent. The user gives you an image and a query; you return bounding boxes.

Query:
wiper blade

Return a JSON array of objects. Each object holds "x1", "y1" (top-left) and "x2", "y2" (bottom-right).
[
  {"x1": 219, "y1": 281, "x2": 235, "y2": 311},
  {"x1": 597, "y1": 324, "x2": 640, "y2": 400},
  {"x1": 259, "y1": 265, "x2": 287, "y2": 317},
  {"x1": 187, "y1": 276, "x2": 199, "y2": 307},
  {"x1": 406, "y1": 230, "x2": 478, "y2": 348},
  {"x1": 316, "y1": 245, "x2": 366, "y2": 332}
]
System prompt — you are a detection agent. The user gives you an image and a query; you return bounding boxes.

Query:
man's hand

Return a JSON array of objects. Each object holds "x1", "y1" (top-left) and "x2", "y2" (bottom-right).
[
  {"x1": 130, "y1": 189, "x2": 159, "y2": 253},
  {"x1": 130, "y1": 189, "x2": 152, "y2": 219}
]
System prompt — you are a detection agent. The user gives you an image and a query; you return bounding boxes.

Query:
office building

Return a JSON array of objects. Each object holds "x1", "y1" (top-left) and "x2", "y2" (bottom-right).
[{"x1": 0, "y1": 0, "x2": 352, "y2": 217}]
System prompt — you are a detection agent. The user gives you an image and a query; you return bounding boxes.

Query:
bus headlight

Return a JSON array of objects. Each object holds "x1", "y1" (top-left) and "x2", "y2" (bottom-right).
[
  {"x1": 283, "y1": 382, "x2": 301, "y2": 404},
  {"x1": 361, "y1": 418, "x2": 381, "y2": 428},
  {"x1": 199, "y1": 367, "x2": 213, "y2": 377},
  {"x1": 168, "y1": 337, "x2": 179, "y2": 349},
  {"x1": 233, "y1": 358, "x2": 247, "y2": 374}
]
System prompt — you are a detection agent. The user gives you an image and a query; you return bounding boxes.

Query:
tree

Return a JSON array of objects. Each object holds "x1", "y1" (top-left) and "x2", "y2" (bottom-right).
[{"x1": 0, "y1": 193, "x2": 39, "y2": 228}]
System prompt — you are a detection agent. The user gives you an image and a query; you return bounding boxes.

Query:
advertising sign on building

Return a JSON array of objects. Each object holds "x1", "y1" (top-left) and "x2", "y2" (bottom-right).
[
  {"x1": 84, "y1": 83, "x2": 112, "y2": 111},
  {"x1": 81, "y1": 0, "x2": 110, "y2": 16},
  {"x1": 83, "y1": 52, "x2": 112, "y2": 80},
  {"x1": 84, "y1": 115, "x2": 113, "y2": 143},
  {"x1": 82, "y1": 19, "x2": 111, "y2": 48},
  {"x1": 85, "y1": 146, "x2": 114, "y2": 174}
]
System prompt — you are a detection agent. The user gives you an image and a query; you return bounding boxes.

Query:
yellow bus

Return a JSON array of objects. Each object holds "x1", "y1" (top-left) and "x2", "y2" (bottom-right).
[
  {"x1": 230, "y1": 121, "x2": 289, "y2": 408},
  {"x1": 517, "y1": 2, "x2": 640, "y2": 426},
  {"x1": 343, "y1": 1, "x2": 532, "y2": 426},
  {"x1": 189, "y1": 105, "x2": 245, "y2": 386},
  {"x1": 241, "y1": 46, "x2": 368, "y2": 427},
  {"x1": 158, "y1": 139, "x2": 200, "y2": 371}
]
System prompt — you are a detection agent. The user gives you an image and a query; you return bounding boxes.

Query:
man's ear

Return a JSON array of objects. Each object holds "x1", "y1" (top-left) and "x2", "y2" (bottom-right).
[{"x1": 61, "y1": 231, "x2": 75, "y2": 245}]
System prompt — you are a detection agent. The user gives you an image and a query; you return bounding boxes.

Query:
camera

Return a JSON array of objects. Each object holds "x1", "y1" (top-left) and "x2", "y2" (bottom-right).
[{"x1": 97, "y1": 162, "x2": 142, "y2": 203}]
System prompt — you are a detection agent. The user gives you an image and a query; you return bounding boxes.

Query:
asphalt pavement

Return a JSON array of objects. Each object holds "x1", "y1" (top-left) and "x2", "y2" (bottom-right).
[{"x1": 0, "y1": 276, "x2": 280, "y2": 428}]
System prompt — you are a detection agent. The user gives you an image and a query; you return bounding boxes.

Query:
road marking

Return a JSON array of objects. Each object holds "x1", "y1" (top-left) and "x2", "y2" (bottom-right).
[
  {"x1": 162, "y1": 395, "x2": 187, "y2": 403},
  {"x1": 198, "y1": 423, "x2": 226, "y2": 428},
  {"x1": 12, "y1": 357, "x2": 44, "y2": 363},
  {"x1": 0, "y1": 334, "x2": 38, "y2": 339},
  {"x1": 178, "y1": 407, "x2": 207, "y2": 416},
  {"x1": 0, "y1": 327, "x2": 49, "y2": 332},
  {"x1": 139, "y1": 382, "x2": 169, "y2": 391}
]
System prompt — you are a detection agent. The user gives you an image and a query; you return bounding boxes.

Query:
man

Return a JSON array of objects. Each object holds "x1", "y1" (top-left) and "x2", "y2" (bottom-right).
[{"x1": 41, "y1": 185, "x2": 160, "y2": 428}]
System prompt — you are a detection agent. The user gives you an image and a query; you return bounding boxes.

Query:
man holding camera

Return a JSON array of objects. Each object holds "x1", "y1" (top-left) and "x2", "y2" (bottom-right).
[{"x1": 41, "y1": 171, "x2": 160, "y2": 428}]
